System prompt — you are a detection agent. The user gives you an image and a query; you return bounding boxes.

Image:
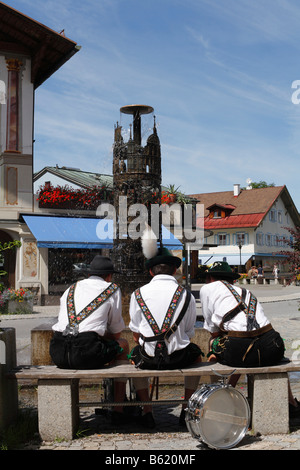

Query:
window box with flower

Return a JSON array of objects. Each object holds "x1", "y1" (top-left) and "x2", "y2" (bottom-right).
[
  {"x1": 37, "y1": 183, "x2": 114, "y2": 210},
  {"x1": 0, "y1": 288, "x2": 34, "y2": 315}
]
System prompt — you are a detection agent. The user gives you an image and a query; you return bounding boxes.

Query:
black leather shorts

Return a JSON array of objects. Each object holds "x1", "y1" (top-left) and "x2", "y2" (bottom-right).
[
  {"x1": 211, "y1": 328, "x2": 285, "y2": 367},
  {"x1": 50, "y1": 331, "x2": 123, "y2": 369}
]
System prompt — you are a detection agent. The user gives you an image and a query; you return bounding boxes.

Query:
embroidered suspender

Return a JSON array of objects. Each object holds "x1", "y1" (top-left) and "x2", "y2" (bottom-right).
[
  {"x1": 134, "y1": 285, "x2": 185, "y2": 349},
  {"x1": 63, "y1": 282, "x2": 119, "y2": 336},
  {"x1": 221, "y1": 280, "x2": 259, "y2": 331}
]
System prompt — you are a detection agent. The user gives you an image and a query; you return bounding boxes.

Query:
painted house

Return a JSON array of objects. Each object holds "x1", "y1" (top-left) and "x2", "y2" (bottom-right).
[
  {"x1": 189, "y1": 184, "x2": 300, "y2": 274},
  {"x1": 0, "y1": 2, "x2": 79, "y2": 295}
]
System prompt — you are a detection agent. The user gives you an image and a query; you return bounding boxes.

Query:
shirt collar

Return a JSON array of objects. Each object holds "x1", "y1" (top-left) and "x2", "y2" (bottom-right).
[{"x1": 150, "y1": 274, "x2": 178, "y2": 283}]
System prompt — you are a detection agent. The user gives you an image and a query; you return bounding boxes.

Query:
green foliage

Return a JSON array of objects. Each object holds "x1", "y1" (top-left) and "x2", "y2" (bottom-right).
[
  {"x1": 241, "y1": 180, "x2": 275, "y2": 189},
  {"x1": 0, "y1": 240, "x2": 21, "y2": 293},
  {"x1": 250, "y1": 181, "x2": 275, "y2": 188}
]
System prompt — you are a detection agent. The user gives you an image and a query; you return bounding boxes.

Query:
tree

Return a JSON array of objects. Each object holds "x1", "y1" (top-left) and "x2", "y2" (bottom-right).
[
  {"x1": 0, "y1": 241, "x2": 21, "y2": 292},
  {"x1": 250, "y1": 181, "x2": 275, "y2": 188},
  {"x1": 242, "y1": 181, "x2": 275, "y2": 189},
  {"x1": 277, "y1": 226, "x2": 300, "y2": 278}
]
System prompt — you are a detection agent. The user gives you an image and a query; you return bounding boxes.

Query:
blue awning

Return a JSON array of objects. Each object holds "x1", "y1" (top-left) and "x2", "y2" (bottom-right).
[{"x1": 22, "y1": 215, "x2": 182, "y2": 250}]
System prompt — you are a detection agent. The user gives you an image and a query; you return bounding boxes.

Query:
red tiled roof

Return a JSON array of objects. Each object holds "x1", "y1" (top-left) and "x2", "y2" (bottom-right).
[
  {"x1": 203, "y1": 213, "x2": 265, "y2": 229},
  {"x1": 190, "y1": 185, "x2": 300, "y2": 230}
]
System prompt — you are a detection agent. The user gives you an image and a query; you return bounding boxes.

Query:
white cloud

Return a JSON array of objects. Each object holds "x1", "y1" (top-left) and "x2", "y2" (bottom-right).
[{"x1": 7, "y1": 0, "x2": 300, "y2": 210}]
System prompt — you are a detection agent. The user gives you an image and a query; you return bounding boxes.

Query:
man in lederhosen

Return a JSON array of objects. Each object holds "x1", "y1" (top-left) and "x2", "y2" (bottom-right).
[
  {"x1": 49, "y1": 255, "x2": 129, "y2": 423},
  {"x1": 200, "y1": 261, "x2": 300, "y2": 425},
  {"x1": 128, "y1": 240, "x2": 203, "y2": 428}
]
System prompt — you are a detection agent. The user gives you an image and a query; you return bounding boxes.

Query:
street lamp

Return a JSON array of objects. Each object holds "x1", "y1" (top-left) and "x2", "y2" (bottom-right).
[{"x1": 237, "y1": 235, "x2": 243, "y2": 273}]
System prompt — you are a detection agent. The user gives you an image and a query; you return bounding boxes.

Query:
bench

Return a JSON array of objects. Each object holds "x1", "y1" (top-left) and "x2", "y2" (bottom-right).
[{"x1": 7, "y1": 360, "x2": 300, "y2": 441}]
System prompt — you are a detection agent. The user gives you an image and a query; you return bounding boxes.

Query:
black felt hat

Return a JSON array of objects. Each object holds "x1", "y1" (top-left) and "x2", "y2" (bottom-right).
[
  {"x1": 145, "y1": 246, "x2": 182, "y2": 269},
  {"x1": 142, "y1": 224, "x2": 182, "y2": 270},
  {"x1": 86, "y1": 255, "x2": 118, "y2": 276},
  {"x1": 204, "y1": 261, "x2": 240, "y2": 280}
]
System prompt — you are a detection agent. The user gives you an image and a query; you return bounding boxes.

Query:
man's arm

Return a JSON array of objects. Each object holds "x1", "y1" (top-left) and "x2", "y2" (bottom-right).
[{"x1": 208, "y1": 331, "x2": 220, "y2": 362}]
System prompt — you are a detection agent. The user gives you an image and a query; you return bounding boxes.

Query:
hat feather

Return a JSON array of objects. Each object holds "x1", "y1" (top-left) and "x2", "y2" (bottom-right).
[{"x1": 142, "y1": 223, "x2": 158, "y2": 259}]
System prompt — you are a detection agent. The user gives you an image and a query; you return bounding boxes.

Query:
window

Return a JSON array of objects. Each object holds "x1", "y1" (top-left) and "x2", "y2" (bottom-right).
[
  {"x1": 265, "y1": 234, "x2": 272, "y2": 246},
  {"x1": 256, "y1": 232, "x2": 264, "y2": 246},
  {"x1": 214, "y1": 233, "x2": 229, "y2": 245},
  {"x1": 275, "y1": 235, "x2": 283, "y2": 247},
  {"x1": 207, "y1": 204, "x2": 235, "y2": 219},
  {"x1": 269, "y1": 210, "x2": 276, "y2": 222},
  {"x1": 273, "y1": 234, "x2": 280, "y2": 246},
  {"x1": 235, "y1": 232, "x2": 248, "y2": 245},
  {"x1": 278, "y1": 211, "x2": 282, "y2": 223},
  {"x1": 218, "y1": 233, "x2": 229, "y2": 246}
]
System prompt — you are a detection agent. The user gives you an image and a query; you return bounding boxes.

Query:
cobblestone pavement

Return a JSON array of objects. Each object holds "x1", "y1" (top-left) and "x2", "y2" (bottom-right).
[
  {"x1": 5, "y1": 283, "x2": 300, "y2": 451},
  {"x1": 20, "y1": 379, "x2": 300, "y2": 451}
]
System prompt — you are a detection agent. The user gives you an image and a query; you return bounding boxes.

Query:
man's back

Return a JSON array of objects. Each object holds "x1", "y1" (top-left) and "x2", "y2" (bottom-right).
[
  {"x1": 129, "y1": 274, "x2": 196, "y2": 356},
  {"x1": 53, "y1": 276, "x2": 124, "y2": 336},
  {"x1": 200, "y1": 280, "x2": 270, "y2": 333}
]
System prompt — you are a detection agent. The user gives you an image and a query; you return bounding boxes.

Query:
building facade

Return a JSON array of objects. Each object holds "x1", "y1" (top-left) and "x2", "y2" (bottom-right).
[
  {"x1": 0, "y1": 3, "x2": 79, "y2": 298},
  {"x1": 190, "y1": 184, "x2": 300, "y2": 275}
]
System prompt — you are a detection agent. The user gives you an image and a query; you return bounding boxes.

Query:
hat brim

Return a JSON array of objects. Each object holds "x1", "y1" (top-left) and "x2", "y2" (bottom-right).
[
  {"x1": 85, "y1": 268, "x2": 120, "y2": 275},
  {"x1": 204, "y1": 270, "x2": 240, "y2": 280},
  {"x1": 146, "y1": 255, "x2": 182, "y2": 269}
]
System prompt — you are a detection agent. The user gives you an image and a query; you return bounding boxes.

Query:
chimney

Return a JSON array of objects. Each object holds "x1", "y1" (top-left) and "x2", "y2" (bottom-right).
[{"x1": 233, "y1": 184, "x2": 240, "y2": 197}]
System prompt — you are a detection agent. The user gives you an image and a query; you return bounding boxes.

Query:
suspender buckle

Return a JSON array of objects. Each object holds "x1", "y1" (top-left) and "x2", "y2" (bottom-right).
[
  {"x1": 62, "y1": 324, "x2": 79, "y2": 337},
  {"x1": 164, "y1": 324, "x2": 178, "y2": 342}
]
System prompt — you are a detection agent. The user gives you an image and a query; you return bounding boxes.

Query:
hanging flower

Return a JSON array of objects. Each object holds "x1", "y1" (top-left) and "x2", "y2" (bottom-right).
[{"x1": 37, "y1": 183, "x2": 113, "y2": 209}]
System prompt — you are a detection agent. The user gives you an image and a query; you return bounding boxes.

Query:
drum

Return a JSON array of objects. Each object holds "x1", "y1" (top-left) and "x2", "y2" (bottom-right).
[{"x1": 185, "y1": 383, "x2": 250, "y2": 450}]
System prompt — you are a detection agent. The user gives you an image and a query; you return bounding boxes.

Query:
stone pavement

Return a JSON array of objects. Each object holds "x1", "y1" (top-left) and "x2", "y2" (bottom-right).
[
  {"x1": 33, "y1": 389, "x2": 300, "y2": 451},
  {"x1": 3, "y1": 282, "x2": 300, "y2": 451}
]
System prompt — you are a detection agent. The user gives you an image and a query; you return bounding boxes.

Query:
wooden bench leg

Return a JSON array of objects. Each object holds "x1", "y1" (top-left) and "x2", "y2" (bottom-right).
[
  {"x1": 37, "y1": 379, "x2": 79, "y2": 441},
  {"x1": 248, "y1": 373, "x2": 289, "y2": 435}
]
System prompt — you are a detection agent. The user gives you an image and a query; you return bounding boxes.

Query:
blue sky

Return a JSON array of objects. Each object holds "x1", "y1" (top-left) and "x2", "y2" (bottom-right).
[{"x1": 6, "y1": 0, "x2": 300, "y2": 209}]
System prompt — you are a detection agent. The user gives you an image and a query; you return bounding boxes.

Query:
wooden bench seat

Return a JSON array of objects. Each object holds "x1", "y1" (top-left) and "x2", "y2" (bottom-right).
[{"x1": 8, "y1": 360, "x2": 300, "y2": 441}]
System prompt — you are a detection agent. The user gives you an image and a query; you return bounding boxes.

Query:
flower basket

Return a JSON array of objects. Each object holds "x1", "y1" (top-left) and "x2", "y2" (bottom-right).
[
  {"x1": 7, "y1": 299, "x2": 33, "y2": 315},
  {"x1": 0, "y1": 288, "x2": 34, "y2": 315},
  {"x1": 37, "y1": 183, "x2": 113, "y2": 210}
]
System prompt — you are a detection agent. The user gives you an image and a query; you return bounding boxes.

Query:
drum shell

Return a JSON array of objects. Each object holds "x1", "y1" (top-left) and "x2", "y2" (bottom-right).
[{"x1": 185, "y1": 383, "x2": 250, "y2": 450}]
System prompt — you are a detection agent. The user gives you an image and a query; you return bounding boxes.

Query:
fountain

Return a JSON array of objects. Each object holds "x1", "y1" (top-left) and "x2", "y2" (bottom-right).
[{"x1": 112, "y1": 105, "x2": 162, "y2": 324}]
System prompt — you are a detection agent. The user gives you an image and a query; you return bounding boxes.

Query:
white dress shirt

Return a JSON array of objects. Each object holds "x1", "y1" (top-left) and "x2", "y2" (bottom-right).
[
  {"x1": 129, "y1": 274, "x2": 197, "y2": 357},
  {"x1": 52, "y1": 276, "x2": 124, "y2": 336},
  {"x1": 200, "y1": 280, "x2": 270, "y2": 334}
]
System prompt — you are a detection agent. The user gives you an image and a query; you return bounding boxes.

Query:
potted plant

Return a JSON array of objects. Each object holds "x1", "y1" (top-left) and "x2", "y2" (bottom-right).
[
  {"x1": 166, "y1": 184, "x2": 180, "y2": 203},
  {"x1": 176, "y1": 191, "x2": 193, "y2": 205}
]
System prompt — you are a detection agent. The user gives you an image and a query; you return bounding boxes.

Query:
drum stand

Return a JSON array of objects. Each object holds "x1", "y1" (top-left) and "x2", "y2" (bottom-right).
[{"x1": 210, "y1": 367, "x2": 237, "y2": 385}]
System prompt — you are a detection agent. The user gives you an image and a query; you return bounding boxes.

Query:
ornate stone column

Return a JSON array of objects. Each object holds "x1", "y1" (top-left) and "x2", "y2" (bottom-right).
[{"x1": 5, "y1": 59, "x2": 23, "y2": 153}]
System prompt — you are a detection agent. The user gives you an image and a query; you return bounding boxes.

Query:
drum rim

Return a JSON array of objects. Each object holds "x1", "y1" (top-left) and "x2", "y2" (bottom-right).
[{"x1": 186, "y1": 383, "x2": 251, "y2": 450}]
